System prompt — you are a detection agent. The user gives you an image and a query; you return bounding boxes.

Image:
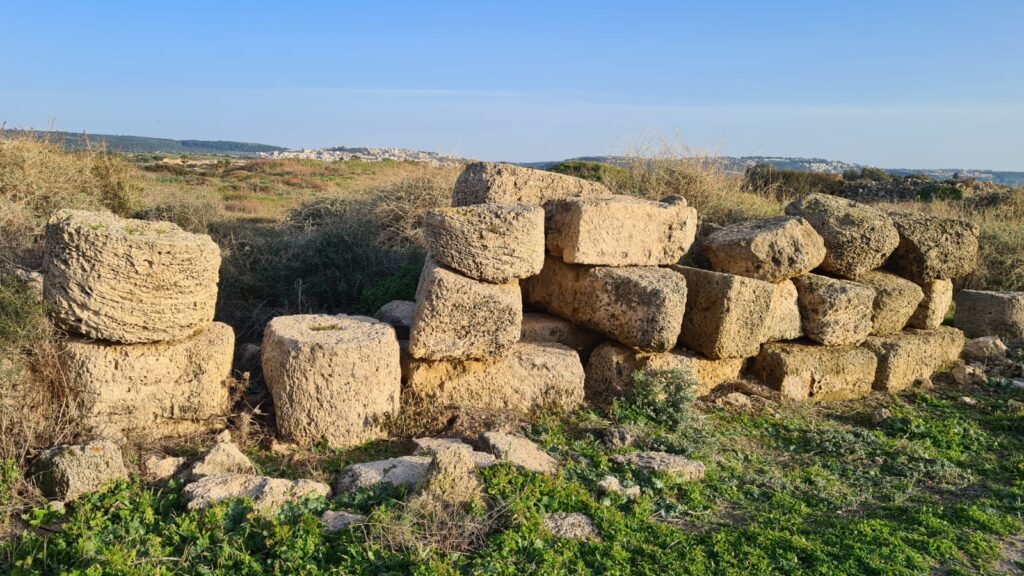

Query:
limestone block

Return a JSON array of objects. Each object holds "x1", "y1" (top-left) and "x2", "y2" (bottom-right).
[
  {"x1": 182, "y1": 474, "x2": 331, "y2": 510},
  {"x1": 856, "y1": 270, "x2": 924, "y2": 336},
  {"x1": 784, "y1": 193, "x2": 899, "y2": 278},
  {"x1": 792, "y1": 274, "x2": 875, "y2": 346},
  {"x1": 32, "y1": 440, "x2": 128, "y2": 501},
  {"x1": 887, "y1": 211, "x2": 979, "y2": 283},
  {"x1": 262, "y1": 314, "x2": 400, "y2": 448},
  {"x1": 451, "y1": 162, "x2": 609, "y2": 207},
  {"x1": 545, "y1": 195, "x2": 697, "y2": 266},
  {"x1": 408, "y1": 257, "x2": 521, "y2": 360},
  {"x1": 907, "y1": 279, "x2": 953, "y2": 330},
  {"x1": 374, "y1": 300, "x2": 415, "y2": 339},
  {"x1": 584, "y1": 341, "x2": 744, "y2": 399},
  {"x1": 520, "y1": 312, "x2": 602, "y2": 358},
  {"x1": 673, "y1": 266, "x2": 774, "y2": 359},
  {"x1": 862, "y1": 327, "x2": 964, "y2": 392},
  {"x1": 59, "y1": 322, "x2": 234, "y2": 441},
  {"x1": 405, "y1": 342, "x2": 585, "y2": 413},
  {"x1": 523, "y1": 256, "x2": 687, "y2": 352},
  {"x1": 954, "y1": 290, "x2": 1024, "y2": 342},
  {"x1": 755, "y1": 342, "x2": 877, "y2": 402},
  {"x1": 424, "y1": 203, "x2": 544, "y2": 283},
  {"x1": 704, "y1": 216, "x2": 826, "y2": 282},
  {"x1": 543, "y1": 513, "x2": 601, "y2": 541},
  {"x1": 43, "y1": 209, "x2": 221, "y2": 343},
  {"x1": 761, "y1": 280, "x2": 803, "y2": 343}
]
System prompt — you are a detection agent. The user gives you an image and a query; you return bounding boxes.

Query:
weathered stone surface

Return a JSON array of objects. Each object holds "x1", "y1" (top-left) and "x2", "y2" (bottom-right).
[
  {"x1": 951, "y1": 363, "x2": 987, "y2": 386},
  {"x1": 862, "y1": 327, "x2": 965, "y2": 392},
  {"x1": 406, "y1": 342, "x2": 584, "y2": 413},
  {"x1": 785, "y1": 193, "x2": 899, "y2": 278},
  {"x1": 584, "y1": 341, "x2": 744, "y2": 399},
  {"x1": 546, "y1": 195, "x2": 697, "y2": 266},
  {"x1": 321, "y1": 510, "x2": 366, "y2": 532},
  {"x1": 597, "y1": 475, "x2": 641, "y2": 499},
  {"x1": 962, "y1": 335, "x2": 1008, "y2": 362},
  {"x1": 190, "y1": 438, "x2": 257, "y2": 479},
  {"x1": 611, "y1": 451, "x2": 706, "y2": 481},
  {"x1": 452, "y1": 162, "x2": 610, "y2": 207},
  {"x1": 480, "y1": 432, "x2": 558, "y2": 474},
  {"x1": 414, "y1": 446, "x2": 483, "y2": 509},
  {"x1": 520, "y1": 313, "x2": 602, "y2": 358},
  {"x1": 144, "y1": 456, "x2": 187, "y2": 482},
  {"x1": 262, "y1": 314, "x2": 400, "y2": 448},
  {"x1": 409, "y1": 257, "x2": 522, "y2": 360},
  {"x1": 412, "y1": 437, "x2": 497, "y2": 468},
  {"x1": 12, "y1": 267, "x2": 43, "y2": 301},
  {"x1": 543, "y1": 512, "x2": 601, "y2": 541},
  {"x1": 856, "y1": 270, "x2": 924, "y2": 336},
  {"x1": 59, "y1": 322, "x2": 234, "y2": 441},
  {"x1": 374, "y1": 300, "x2": 416, "y2": 339},
  {"x1": 704, "y1": 216, "x2": 826, "y2": 282},
  {"x1": 792, "y1": 274, "x2": 875, "y2": 346},
  {"x1": 887, "y1": 211, "x2": 979, "y2": 283},
  {"x1": 761, "y1": 280, "x2": 803, "y2": 343},
  {"x1": 523, "y1": 256, "x2": 687, "y2": 352},
  {"x1": 43, "y1": 209, "x2": 221, "y2": 343},
  {"x1": 674, "y1": 266, "x2": 773, "y2": 358},
  {"x1": 754, "y1": 342, "x2": 877, "y2": 402},
  {"x1": 32, "y1": 440, "x2": 128, "y2": 501},
  {"x1": 336, "y1": 456, "x2": 432, "y2": 491},
  {"x1": 425, "y1": 203, "x2": 544, "y2": 283},
  {"x1": 908, "y1": 279, "x2": 953, "y2": 330},
  {"x1": 182, "y1": 474, "x2": 331, "y2": 510},
  {"x1": 954, "y1": 290, "x2": 1024, "y2": 342}
]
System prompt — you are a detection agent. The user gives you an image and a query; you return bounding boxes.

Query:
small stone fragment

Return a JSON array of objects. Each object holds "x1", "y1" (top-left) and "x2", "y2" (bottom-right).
[
  {"x1": 612, "y1": 451, "x2": 706, "y2": 481},
  {"x1": 144, "y1": 455, "x2": 187, "y2": 482},
  {"x1": 321, "y1": 510, "x2": 366, "y2": 532},
  {"x1": 597, "y1": 475, "x2": 641, "y2": 499},
  {"x1": 182, "y1": 474, "x2": 331, "y2": 510},
  {"x1": 600, "y1": 427, "x2": 636, "y2": 450},
  {"x1": 336, "y1": 456, "x2": 433, "y2": 491},
  {"x1": 414, "y1": 446, "x2": 483, "y2": 509},
  {"x1": 190, "y1": 439, "x2": 257, "y2": 479},
  {"x1": 480, "y1": 432, "x2": 558, "y2": 475},
  {"x1": 962, "y1": 336, "x2": 1009, "y2": 362},
  {"x1": 543, "y1": 512, "x2": 601, "y2": 541},
  {"x1": 716, "y1": 392, "x2": 753, "y2": 409},
  {"x1": 32, "y1": 440, "x2": 128, "y2": 501},
  {"x1": 871, "y1": 407, "x2": 892, "y2": 425},
  {"x1": 951, "y1": 363, "x2": 987, "y2": 386},
  {"x1": 412, "y1": 437, "x2": 496, "y2": 468},
  {"x1": 374, "y1": 300, "x2": 416, "y2": 339},
  {"x1": 959, "y1": 396, "x2": 978, "y2": 408}
]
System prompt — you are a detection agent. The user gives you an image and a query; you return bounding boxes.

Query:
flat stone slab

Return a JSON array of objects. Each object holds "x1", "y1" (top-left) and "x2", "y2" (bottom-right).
[
  {"x1": 425, "y1": 203, "x2": 544, "y2": 283},
  {"x1": 611, "y1": 451, "x2": 706, "y2": 481},
  {"x1": 887, "y1": 211, "x2": 979, "y2": 283},
  {"x1": 32, "y1": 440, "x2": 128, "y2": 501},
  {"x1": 480, "y1": 432, "x2": 558, "y2": 475},
  {"x1": 674, "y1": 266, "x2": 773, "y2": 359},
  {"x1": 412, "y1": 437, "x2": 497, "y2": 468},
  {"x1": 546, "y1": 195, "x2": 697, "y2": 266},
  {"x1": 755, "y1": 342, "x2": 877, "y2": 402},
  {"x1": 409, "y1": 257, "x2": 522, "y2": 360},
  {"x1": 954, "y1": 290, "x2": 1024, "y2": 343},
  {"x1": 451, "y1": 162, "x2": 610, "y2": 207},
  {"x1": 761, "y1": 279, "x2": 803, "y2": 343},
  {"x1": 704, "y1": 216, "x2": 826, "y2": 282},
  {"x1": 908, "y1": 279, "x2": 953, "y2": 330},
  {"x1": 543, "y1": 512, "x2": 601, "y2": 541},
  {"x1": 793, "y1": 274, "x2": 875, "y2": 346},
  {"x1": 862, "y1": 327, "x2": 964, "y2": 392},
  {"x1": 190, "y1": 438, "x2": 257, "y2": 479},
  {"x1": 857, "y1": 270, "x2": 924, "y2": 336},
  {"x1": 520, "y1": 312, "x2": 602, "y2": 358},
  {"x1": 262, "y1": 314, "x2": 400, "y2": 448},
  {"x1": 321, "y1": 510, "x2": 366, "y2": 532},
  {"x1": 523, "y1": 256, "x2": 687, "y2": 352},
  {"x1": 785, "y1": 193, "x2": 899, "y2": 279},
  {"x1": 336, "y1": 456, "x2": 433, "y2": 491},
  {"x1": 182, "y1": 474, "x2": 331, "y2": 510},
  {"x1": 43, "y1": 209, "x2": 221, "y2": 343},
  {"x1": 585, "y1": 341, "x2": 744, "y2": 399}
]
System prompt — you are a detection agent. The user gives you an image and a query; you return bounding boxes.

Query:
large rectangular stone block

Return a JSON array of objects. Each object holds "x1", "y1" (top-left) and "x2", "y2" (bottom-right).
[
  {"x1": 585, "y1": 341, "x2": 745, "y2": 399},
  {"x1": 792, "y1": 273, "x2": 875, "y2": 346},
  {"x1": 761, "y1": 279, "x2": 803, "y2": 343},
  {"x1": 523, "y1": 256, "x2": 687, "y2": 352},
  {"x1": 545, "y1": 195, "x2": 697, "y2": 266},
  {"x1": 452, "y1": 162, "x2": 609, "y2": 207},
  {"x1": 862, "y1": 327, "x2": 964, "y2": 392},
  {"x1": 754, "y1": 342, "x2": 877, "y2": 402},
  {"x1": 704, "y1": 216, "x2": 826, "y2": 282},
  {"x1": 424, "y1": 203, "x2": 544, "y2": 283},
  {"x1": 673, "y1": 266, "x2": 773, "y2": 359},
  {"x1": 520, "y1": 312, "x2": 602, "y2": 359},
  {"x1": 954, "y1": 290, "x2": 1024, "y2": 342},
  {"x1": 887, "y1": 211, "x2": 979, "y2": 283},
  {"x1": 856, "y1": 270, "x2": 924, "y2": 336}
]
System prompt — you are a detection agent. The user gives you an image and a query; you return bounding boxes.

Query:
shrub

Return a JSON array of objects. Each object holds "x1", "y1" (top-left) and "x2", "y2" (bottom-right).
[
  {"x1": 610, "y1": 369, "x2": 698, "y2": 432},
  {"x1": 745, "y1": 163, "x2": 843, "y2": 201},
  {"x1": 548, "y1": 160, "x2": 630, "y2": 188}
]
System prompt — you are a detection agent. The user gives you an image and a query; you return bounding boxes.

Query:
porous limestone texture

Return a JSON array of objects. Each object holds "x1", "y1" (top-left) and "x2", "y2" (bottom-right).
[
  {"x1": 480, "y1": 431, "x2": 559, "y2": 474},
  {"x1": 611, "y1": 451, "x2": 706, "y2": 481},
  {"x1": 761, "y1": 280, "x2": 803, "y2": 343},
  {"x1": 704, "y1": 216, "x2": 826, "y2": 282},
  {"x1": 907, "y1": 279, "x2": 954, "y2": 330},
  {"x1": 190, "y1": 437, "x2": 257, "y2": 479},
  {"x1": 408, "y1": 257, "x2": 522, "y2": 360},
  {"x1": 412, "y1": 437, "x2": 496, "y2": 468},
  {"x1": 374, "y1": 300, "x2": 416, "y2": 339},
  {"x1": 792, "y1": 274, "x2": 876, "y2": 346},
  {"x1": 754, "y1": 342, "x2": 877, "y2": 402},
  {"x1": 543, "y1": 513, "x2": 601, "y2": 541},
  {"x1": 413, "y1": 446, "x2": 483, "y2": 509},
  {"x1": 405, "y1": 342, "x2": 585, "y2": 413},
  {"x1": 585, "y1": 341, "x2": 745, "y2": 399},
  {"x1": 262, "y1": 314, "x2": 400, "y2": 448},
  {"x1": 523, "y1": 256, "x2": 687, "y2": 352},
  {"x1": 856, "y1": 270, "x2": 924, "y2": 336},
  {"x1": 32, "y1": 440, "x2": 128, "y2": 501},
  {"x1": 424, "y1": 203, "x2": 544, "y2": 283},
  {"x1": 954, "y1": 290, "x2": 1024, "y2": 343},
  {"x1": 784, "y1": 194, "x2": 899, "y2": 279},
  {"x1": 886, "y1": 211, "x2": 979, "y2": 283},
  {"x1": 519, "y1": 313, "x2": 602, "y2": 358},
  {"x1": 862, "y1": 327, "x2": 964, "y2": 392},
  {"x1": 43, "y1": 209, "x2": 221, "y2": 343},
  {"x1": 182, "y1": 474, "x2": 331, "y2": 510},
  {"x1": 336, "y1": 456, "x2": 433, "y2": 491},
  {"x1": 545, "y1": 195, "x2": 697, "y2": 266},
  {"x1": 673, "y1": 266, "x2": 773, "y2": 359},
  {"x1": 321, "y1": 511, "x2": 365, "y2": 532},
  {"x1": 59, "y1": 322, "x2": 234, "y2": 440},
  {"x1": 451, "y1": 162, "x2": 610, "y2": 207}
]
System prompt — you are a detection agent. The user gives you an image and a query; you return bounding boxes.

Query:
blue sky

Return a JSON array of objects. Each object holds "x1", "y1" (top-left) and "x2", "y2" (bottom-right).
[{"x1": 2, "y1": 1, "x2": 1022, "y2": 169}]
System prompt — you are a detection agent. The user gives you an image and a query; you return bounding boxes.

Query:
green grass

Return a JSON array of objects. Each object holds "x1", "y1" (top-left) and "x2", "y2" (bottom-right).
[{"x1": 3, "y1": 369, "x2": 1022, "y2": 575}]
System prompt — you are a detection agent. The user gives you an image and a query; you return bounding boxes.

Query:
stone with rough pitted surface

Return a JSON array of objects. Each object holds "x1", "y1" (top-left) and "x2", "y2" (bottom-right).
[
  {"x1": 886, "y1": 211, "x2": 979, "y2": 283},
  {"x1": 452, "y1": 162, "x2": 610, "y2": 207},
  {"x1": 545, "y1": 195, "x2": 697, "y2": 266},
  {"x1": 543, "y1": 513, "x2": 601, "y2": 541},
  {"x1": 612, "y1": 451, "x2": 705, "y2": 481},
  {"x1": 425, "y1": 203, "x2": 544, "y2": 283},
  {"x1": 43, "y1": 209, "x2": 221, "y2": 343},
  {"x1": 754, "y1": 342, "x2": 877, "y2": 402},
  {"x1": 523, "y1": 256, "x2": 687, "y2": 352},
  {"x1": 954, "y1": 290, "x2": 1024, "y2": 343},
  {"x1": 262, "y1": 314, "x2": 400, "y2": 448},
  {"x1": 584, "y1": 341, "x2": 745, "y2": 399},
  {"x1": 59, "y1": 322, "x2": 234, "y2": 441},
  {"x1": 374, "y1": 300, "x2": 415, "y2": 339},
  {"x1": 704, "y1": 216, "x2": 826, "y2": 282},
  {"x1": 409, "y1": 257, "x2": 521, "y2": 360},
  {"x1": 182, "y1": 474, "x2": 331, "y2": 510},
  {"x1": 336, "y1": 456, "x2": 433, "y2": 491},
  {"x1": 793, "y1": 274, "x2": 875, "y2": 346},
  {"x1": 674, "y1": 266, "x2": 774, "y2": 359},
  {"x1": 520, "y1": 313, "x2": 602, "y2": 358},
  {"x1": 32, "y1": 440, "x2": 128, "y2": 501},
  {"x1": 405, "y1": 342, "x2": 584, "y2": 413},
  {"x1": 321, "y1": 511, "x2": 365, "y2": 532},
  {"x1": 761, "y1": 280, "x2": 803, "y2": 343},
  {"x1": 908, "y1": 279, "x2": 953, "y2": 330},
  {"x1": 190, "y1": 438, "x2": 257, "y2": 479},
  {"x1": 412, "y1": 437, "x2": 496, "y2": 468},
  {"x1": 862, "y1": 327, "x2": 964, "y2": 392},
  {"x1": 785, "y1": 194, "x2": 899, "y2": 279},
  {"x1": 480, "y1": 432, "x2": 558, "y2": 474},
  {"x1": 856, "y1": 270, "x2": 924, "y2": 336}
]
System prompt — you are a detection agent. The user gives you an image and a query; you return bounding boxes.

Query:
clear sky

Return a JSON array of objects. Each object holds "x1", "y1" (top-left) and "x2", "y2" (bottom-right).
[{"x1": 2, "y1": 1, "x2": 1022, "y2": 169}]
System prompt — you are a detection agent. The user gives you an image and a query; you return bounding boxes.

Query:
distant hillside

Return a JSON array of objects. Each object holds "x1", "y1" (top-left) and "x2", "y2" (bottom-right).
[{"x1": 0, "y1": 130, "x2": 286, "y2": 157}]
